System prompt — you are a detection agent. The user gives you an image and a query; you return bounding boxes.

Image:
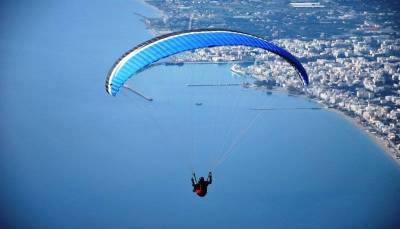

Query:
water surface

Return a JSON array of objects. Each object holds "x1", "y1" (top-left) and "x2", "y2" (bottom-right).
[{"x1": 1, "y1": 0, "x2": 400, "y2": 228}]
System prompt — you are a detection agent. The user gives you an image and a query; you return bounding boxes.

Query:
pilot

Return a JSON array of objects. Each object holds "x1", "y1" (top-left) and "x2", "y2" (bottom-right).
[{"x1": 191, "y1": 172, "x2": 212, "y2": 197}]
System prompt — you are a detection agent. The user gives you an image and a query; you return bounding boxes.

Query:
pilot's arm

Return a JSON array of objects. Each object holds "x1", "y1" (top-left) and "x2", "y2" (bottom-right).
[{"x1": 207, "y1": 172, "x2": 212, "y2": 184}]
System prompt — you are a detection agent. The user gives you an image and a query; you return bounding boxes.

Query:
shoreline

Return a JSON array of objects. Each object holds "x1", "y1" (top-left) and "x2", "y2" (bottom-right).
[
  {"x1": 285, "y1": 89, "x2": 400, "y2": 167},
  {"x1": 135, "y1": 0, "x2": 164, "y2": 17},
  {"x1": 328, "y1": 107, "x2": 400, "y2": 167},
  {"x1": 241, "y1": 70, "x2": 400, "y2": 166}
]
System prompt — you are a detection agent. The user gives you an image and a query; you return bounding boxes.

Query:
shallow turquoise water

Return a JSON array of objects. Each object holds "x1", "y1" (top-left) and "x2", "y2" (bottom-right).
[{"x1": 1, "y1": 0, "x2": 399, "y2": 228}]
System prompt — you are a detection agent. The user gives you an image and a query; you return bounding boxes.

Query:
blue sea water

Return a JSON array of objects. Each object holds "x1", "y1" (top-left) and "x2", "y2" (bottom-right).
[{"x1": 1, "y1": 0, "x2": 400, "y2": 228}]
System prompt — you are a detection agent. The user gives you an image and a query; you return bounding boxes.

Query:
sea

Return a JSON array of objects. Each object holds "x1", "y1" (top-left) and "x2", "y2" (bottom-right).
[{"x1": 0, "y1": 0, "x2": 399, "y2": 228}]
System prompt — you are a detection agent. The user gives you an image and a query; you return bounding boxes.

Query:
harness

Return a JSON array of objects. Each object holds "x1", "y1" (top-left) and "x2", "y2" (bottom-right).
[
  {"x1": 195, "y1": 184, "x2": 206, "y2": 196},
  {"x1": 195, "y1": 187, "x2": 203, "y2": 195}
]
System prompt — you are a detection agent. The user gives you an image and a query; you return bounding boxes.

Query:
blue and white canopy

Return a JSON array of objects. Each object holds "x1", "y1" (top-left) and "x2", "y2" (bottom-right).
[{"x1": 106, "y1": 29, "x2": 309, "y2": 96}]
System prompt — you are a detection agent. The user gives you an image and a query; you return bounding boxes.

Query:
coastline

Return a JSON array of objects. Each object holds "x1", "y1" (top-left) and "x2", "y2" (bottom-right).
[
  {"x1": 328, "y1": 107, "x2": 400, "y2": 167},
  {"x1": 135, "y1": 0, "x2": 164, "y2": 17},
  {"x1": 288, "y1": 89, "x2": 400, "y2": 167},
  {"x1": 274, "y1": 89, "x2": 400, "y2": 166},
  {"x1": 249, "y1": 75, "x2": 400, "y2": 166}
]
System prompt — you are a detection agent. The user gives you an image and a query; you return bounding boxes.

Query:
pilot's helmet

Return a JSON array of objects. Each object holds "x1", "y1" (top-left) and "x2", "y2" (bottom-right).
[{"x1": 199, "y1": 177, "x2": 205, "y2": 182}]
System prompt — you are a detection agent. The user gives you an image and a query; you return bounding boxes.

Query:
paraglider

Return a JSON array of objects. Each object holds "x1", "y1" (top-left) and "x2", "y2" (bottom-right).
[
  {"x1": 105, "y1": 29, "x2": 309, "y2": 96},
  {"x1": 191, "y1": 172, "x2": 212, "y2": 197},
  {"x1": 105, "y1": 29, "x2": 310, "y2": 197}
]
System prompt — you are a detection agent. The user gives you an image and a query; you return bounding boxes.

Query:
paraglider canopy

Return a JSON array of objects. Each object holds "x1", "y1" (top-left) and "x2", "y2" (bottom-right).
[{"x1": 105, "y1": 29, "x2": 309, "y2": 96}]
